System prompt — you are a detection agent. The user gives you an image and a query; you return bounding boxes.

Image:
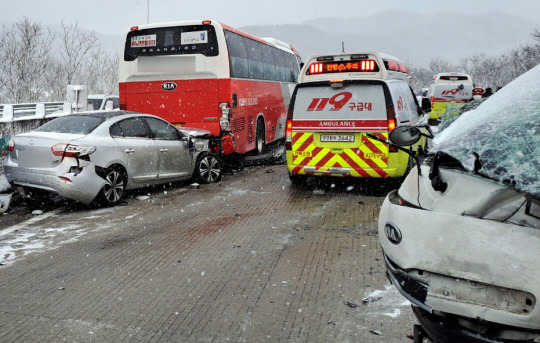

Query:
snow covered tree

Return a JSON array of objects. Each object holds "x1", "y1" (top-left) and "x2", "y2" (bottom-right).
[{"x1": 0, "y1": 18, "x2": 55, "y2": 103}]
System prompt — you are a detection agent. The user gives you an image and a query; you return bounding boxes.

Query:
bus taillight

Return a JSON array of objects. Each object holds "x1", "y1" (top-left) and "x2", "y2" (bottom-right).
[{"x1": 219, "y1": 102, "x2": 231, "y2": 131}]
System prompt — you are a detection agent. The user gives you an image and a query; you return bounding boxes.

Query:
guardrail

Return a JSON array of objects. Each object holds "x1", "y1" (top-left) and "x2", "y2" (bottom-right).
[
  {"x1": 0, "y1": 102, "x2": 71, "y2": 122},
  {"x1": 0, "y1": 102, "x2": 74, "y2": 150}
]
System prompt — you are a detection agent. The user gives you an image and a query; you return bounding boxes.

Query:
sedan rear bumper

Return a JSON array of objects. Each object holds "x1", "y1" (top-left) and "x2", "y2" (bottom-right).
[{"x1": 4, "y1": 161, "x2": 105, "y2": 204}]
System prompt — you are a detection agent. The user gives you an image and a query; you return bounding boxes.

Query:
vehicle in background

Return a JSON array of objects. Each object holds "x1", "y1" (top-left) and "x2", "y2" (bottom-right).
[
  {"x1": 87, "y1": 94, "x2": 120, "y2": 111},
  {"x1": 426, "y1": 72, "x2": 473, "y2": 125},
  {"x1": 285, "y1": 52, "x2": 431, "y2": 185},
  {"x1": 119, "y1": 20, "x2": 301, "y2": 159},
  {"x1": 4, "y1": 111, "x2": 221, "y2": 206},
  {"x1": 378, "y1": 65, "x2": 540, "y2": 343}
]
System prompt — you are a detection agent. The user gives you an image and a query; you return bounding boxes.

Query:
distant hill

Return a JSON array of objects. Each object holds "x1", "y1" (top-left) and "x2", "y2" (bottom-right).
[
  {"x1": 94, "y1": 10, "x2": 538, "y2": 67},
  {"x1": 239, "y1": 10, "x2": 539, "y2": 67}
]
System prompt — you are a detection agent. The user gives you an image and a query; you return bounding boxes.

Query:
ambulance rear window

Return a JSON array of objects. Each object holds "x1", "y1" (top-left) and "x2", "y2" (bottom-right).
[{"x1": 440, "y1": 76, "x2": 469, "y2": 81}]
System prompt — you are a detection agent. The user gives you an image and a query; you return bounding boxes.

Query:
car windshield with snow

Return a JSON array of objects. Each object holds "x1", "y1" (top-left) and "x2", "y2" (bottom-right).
[
  {"x1": 378, "y1": 65, "x2": 540, "y2": 343},
  {"x1": 4, "y1": 111, "x2": 222, "y2": 207}
]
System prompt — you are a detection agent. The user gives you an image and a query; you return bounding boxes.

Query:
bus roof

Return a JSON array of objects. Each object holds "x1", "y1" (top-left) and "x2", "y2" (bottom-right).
[
  {"x1": 126, "y1": 19, "x2": 299, "y2": 57},
  {"x1": 299, "y1": 52, "x2": 409, "y2": 83}
]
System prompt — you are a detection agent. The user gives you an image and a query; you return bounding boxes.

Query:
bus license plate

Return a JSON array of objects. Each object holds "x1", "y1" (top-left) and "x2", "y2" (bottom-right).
[{"x1": 320, "y1": 135, "x2": 355, "y2": 142}]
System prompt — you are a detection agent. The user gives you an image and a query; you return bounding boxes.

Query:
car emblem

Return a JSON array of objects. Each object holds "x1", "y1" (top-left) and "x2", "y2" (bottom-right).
[
  {"x1": 161, "y1": 82, "x2": 177, "y2": 91},
  {"x1": 29, "y1": 139, "x2": 35, "y2": 145},
  {"x1": 384, "y1": 222, "x2": 402, "y2": 245}
]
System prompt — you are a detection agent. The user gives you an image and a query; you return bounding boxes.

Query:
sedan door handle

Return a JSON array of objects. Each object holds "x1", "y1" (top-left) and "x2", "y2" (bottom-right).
[
  {"x1": 159, "y1": 148, "x2": 169, "y2": 153},
  {"x1": 125, "y1": 148, "x2": 135, "y2": 153}
]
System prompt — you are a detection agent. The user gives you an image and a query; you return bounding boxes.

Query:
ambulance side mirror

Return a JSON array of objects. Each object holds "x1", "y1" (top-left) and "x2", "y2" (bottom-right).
[
  {"x1": 421, "y1": 97, "x2": 431, "y2": 113},
  {"x1": 389, "y1": 126, "x2": 422, "y2": 146}
]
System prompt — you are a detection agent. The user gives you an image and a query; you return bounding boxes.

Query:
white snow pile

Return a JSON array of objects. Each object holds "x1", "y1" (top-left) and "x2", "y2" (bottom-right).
[
  {"x1": 0, "y1": 173, "x2": 10, "y2": 193},
  {"x1": 433, "y1": 64, "x2": 540, "y2": 196}
]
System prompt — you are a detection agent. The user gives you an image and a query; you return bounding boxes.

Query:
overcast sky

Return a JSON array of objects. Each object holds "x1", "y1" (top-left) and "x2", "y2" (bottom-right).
[{"x1": 1, "y1": 0, "x2": 539, "y2": 35}]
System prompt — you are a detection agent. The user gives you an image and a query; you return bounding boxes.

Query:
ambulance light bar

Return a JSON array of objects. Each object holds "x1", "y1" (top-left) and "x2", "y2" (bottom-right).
[{"x1": 307, "y1": 60, "x2": 379, "y2": 75}]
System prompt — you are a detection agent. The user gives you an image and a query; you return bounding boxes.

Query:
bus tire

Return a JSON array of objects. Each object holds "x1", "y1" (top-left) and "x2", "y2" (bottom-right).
[{"x1": 255, "y1": 119, "x2": 265, "y2": 155}]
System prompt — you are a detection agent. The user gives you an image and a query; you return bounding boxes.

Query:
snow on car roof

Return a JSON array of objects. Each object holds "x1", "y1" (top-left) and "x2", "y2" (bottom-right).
[{"x1": 433, "y1": 64, "x2": 540, "y2": 196}]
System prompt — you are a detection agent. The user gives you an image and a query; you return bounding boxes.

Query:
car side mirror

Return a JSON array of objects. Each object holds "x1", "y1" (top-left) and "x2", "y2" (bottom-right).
[
  {"x1": 389, "y1": 126, "x2": 422, "y2": 146},
  {"x1": 182, "y1": 136, "x2": 193, "y2": 148},
  {"x1": 421, "y1": 97, "x2": 431, "y2": 113}
]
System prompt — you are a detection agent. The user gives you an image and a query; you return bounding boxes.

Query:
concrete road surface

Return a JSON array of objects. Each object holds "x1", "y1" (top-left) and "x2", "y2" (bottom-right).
[{"x1": 0, "y1": 164, "x2": 417, "y2": 342}]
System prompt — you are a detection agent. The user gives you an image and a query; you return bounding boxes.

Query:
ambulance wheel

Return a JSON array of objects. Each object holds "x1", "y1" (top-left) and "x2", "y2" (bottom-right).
[
  {"x1": 255, "y1": 119, "x2": 265, "y2": 155},
  {"x1": 289, "y1": 173, "x2": 307, "y2": 186}
]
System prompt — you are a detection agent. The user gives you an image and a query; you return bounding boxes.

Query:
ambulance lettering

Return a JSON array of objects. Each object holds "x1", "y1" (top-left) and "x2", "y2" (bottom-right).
[
  {"x1": 441, "y1": 88, "x2": 470, "y2": 98},
  {"x1": 307, "y1": 92, "x2": 352, "y2": 111},
  {"x1": 319, "y1": 121, "x2": 354, "y2": 127}
]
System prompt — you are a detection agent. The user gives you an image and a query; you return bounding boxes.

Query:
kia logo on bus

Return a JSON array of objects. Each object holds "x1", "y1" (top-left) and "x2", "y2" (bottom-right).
[
  {"x1": 384, "y1": 222, "x2": 402, "y2": 245},
  {"x1": 161, "y1": 82, "x2": 177, "y2": 91}
]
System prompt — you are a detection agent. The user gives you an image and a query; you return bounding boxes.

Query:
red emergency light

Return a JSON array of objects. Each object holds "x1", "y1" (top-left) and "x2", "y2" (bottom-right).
[{"x1": 307, "y1": 60, "x2": 378, "y2": 75}]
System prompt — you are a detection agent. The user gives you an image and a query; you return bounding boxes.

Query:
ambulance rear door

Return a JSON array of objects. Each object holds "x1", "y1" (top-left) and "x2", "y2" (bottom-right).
[{"x1": 289, "y1": 80, "x2": 393, "y2": 177}]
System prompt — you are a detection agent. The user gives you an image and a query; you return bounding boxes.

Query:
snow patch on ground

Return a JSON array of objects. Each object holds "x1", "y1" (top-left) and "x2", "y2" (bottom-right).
[{"x1": 0, "y1": 224, "x2": 87, "y2": 266}]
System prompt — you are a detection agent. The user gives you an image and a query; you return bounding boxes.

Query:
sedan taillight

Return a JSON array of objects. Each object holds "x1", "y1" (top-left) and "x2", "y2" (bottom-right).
[
  {"x1": 51, "y1": 143, "x2": 96, "y2": 157},
  {"x1": 7, "y1": 139, "x2": 15, "y2": 152}
]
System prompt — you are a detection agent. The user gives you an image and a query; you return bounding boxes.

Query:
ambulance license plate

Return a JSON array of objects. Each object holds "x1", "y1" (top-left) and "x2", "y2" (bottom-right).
[{"x1": 320, "y1": 135, "x2": 354, "y2": 142}]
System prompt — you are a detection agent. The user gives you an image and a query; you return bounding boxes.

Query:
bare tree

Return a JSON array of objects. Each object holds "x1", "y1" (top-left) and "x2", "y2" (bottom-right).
[
  {"x1": 428, "y1": 58, "x2": 457, "y2": 76},
  {"x1": 409, "y1": 66, "x2": 433, "y2": 92},
  {"x1": 58, "y1": 21, "x2": 99, "y2": 86},
  {"x1": 82, "y1": 48, "x2": 119, "y2": 95},
  {"x1": 0, "y1": 18, "x2": 55, "y2": 103}
]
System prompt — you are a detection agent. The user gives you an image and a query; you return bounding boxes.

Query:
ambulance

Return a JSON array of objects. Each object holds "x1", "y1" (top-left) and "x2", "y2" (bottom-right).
[
  {"x1": 285, "y1": 52, "x2": 429, "y2": 184},
  {"x1": 427, "y1": 72, "x2": 473, "y2": 124}
]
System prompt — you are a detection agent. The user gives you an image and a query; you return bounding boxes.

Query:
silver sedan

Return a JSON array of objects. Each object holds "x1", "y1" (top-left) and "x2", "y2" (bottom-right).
[{"x1": 4, "y1": 111, "x2": 222, "y2": 206}]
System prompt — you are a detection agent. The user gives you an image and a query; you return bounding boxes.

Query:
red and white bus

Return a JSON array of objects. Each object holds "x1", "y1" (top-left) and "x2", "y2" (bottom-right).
[{"x1": 119, "y1": 20, "x2": 302, "y2": 157}]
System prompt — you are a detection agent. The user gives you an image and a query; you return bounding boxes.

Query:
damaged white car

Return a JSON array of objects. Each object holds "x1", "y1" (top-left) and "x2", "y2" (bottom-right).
[
  {"x1": 4, "y1": 111, "x2": 222, "y2": 206},
  {"x1": 378, "y1": 64, "x2": 540, "y2": 343}
]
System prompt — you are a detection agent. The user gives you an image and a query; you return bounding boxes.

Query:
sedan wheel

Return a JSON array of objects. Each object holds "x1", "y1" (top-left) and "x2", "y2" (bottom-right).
[
  {"x1": 98, "y1": 167, "x2": 126, "y2": 206},
  {"x1": 196, "y1": 153, "x2": 222, "y2": 184}
]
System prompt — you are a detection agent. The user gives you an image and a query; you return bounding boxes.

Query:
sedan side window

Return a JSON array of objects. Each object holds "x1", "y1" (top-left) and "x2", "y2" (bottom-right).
[
  {"x1": 145, "y1": 117, "x2": 181, "y2": 140},
  {"x1": 117, "y1": 118, "x2": 149, "y2": 138}
]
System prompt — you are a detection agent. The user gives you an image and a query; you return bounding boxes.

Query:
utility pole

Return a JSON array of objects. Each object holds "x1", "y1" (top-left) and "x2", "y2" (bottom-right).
[{"x1": 147, "y1": 0, "x2": 150, "y2": 23}]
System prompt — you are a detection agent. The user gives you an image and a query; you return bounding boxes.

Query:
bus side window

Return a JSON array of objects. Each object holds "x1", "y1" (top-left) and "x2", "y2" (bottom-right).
[
  {"x1": 225, "y1": 30, "x2": 249, "y2": 79},
  {"x1": 245, "y1": 38, "x2": 264, "y2": 80},
  {"x1": 273, "y1": 48, "x2": 286, "y2": 82},
  {"x1": 262, "y1": 44, "x2": 276, "y2": 81},
  {"x1": 286, "y1": 52, "x2": 299, "y2": 82}
]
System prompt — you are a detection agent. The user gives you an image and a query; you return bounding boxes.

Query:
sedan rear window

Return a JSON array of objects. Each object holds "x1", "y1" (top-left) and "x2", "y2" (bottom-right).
[{"x1": 36, "y1": 116, "x2": 105, "y2": 134}]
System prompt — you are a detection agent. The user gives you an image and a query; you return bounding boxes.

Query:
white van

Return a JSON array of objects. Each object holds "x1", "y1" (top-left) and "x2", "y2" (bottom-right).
[
  {"x1": 427, "y1": 72, "x2": 473, "y2": 124},
  {"x1": 285, "y1": 52, "x2": 430, "y2": 184}
]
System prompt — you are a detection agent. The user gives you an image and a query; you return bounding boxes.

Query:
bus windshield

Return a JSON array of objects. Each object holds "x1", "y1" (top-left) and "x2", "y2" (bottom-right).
[{"x1": 124, "y1": 25, "x2": 219, "y2": 61}]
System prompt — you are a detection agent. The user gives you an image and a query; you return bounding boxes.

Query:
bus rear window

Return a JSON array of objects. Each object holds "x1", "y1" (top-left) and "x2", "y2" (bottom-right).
[{"x1": 124, "y1": 25, "x2": 219, "y2": 61}]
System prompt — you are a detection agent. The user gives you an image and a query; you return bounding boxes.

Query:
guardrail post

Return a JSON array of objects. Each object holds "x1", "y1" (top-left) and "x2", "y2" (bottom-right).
[
  {"x1": 62, "y1": 102, "x2": 72, "y2": 114},
  {"x1": 36, "y1": 103, "x2": 46, "y2": 118},
  {"x1": 3, "y1": 105, "x2": 14, "y2": 122}
]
